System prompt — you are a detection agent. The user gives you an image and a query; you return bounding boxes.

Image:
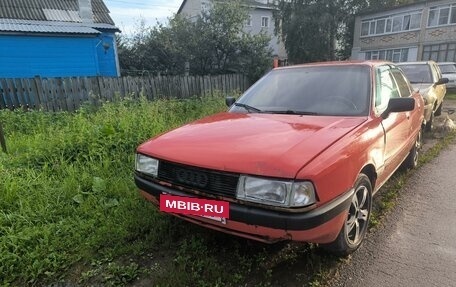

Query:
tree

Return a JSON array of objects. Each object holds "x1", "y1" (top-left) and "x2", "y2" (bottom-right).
[
  {"x1": 273, "y1": 0, "x2": 421, "y2": 63},
  {"x1": 118, "y1": 0, "x2": 273, "y2": 81}
]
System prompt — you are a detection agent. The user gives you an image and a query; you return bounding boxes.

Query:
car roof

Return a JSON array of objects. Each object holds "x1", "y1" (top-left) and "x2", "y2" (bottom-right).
[
  {"x1": 274, "y1": 60, "x2": 392, "y2": 71},
  {"x1": 396, "y1": 61, "x2": 436, "y2": 66}
]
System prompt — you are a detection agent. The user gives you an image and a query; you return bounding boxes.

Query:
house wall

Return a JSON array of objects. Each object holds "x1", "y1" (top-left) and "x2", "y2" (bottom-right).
[
  {"x1": 0, "y1": 33, "x2": 119, "y2": 78},
  {"x1": 351, "y1": 0, "x2": 456, "y2": 62},
  {"x1": 244, "y1": 8, "x2": 287, "y2": 59},
  {"x1": 179, "y1": 0, "x2": 287, "y2": 60},
  {"x1": 179, "y1": 0, "x2": 205, "y2": 20},
  {"x1": 95, "y1": 32, "x2": 119, "y2": 77}
]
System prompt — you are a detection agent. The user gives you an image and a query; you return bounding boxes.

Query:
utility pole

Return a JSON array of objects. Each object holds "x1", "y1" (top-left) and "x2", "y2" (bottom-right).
[{"x1": 0, "y1": 121, "x2": 6, "y2": 153}]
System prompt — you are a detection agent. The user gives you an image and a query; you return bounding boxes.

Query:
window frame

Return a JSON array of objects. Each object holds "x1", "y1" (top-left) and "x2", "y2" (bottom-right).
[
  {"x1": 365, "y1": 48, "x2": 409, "y2": 62},
  {"x1": 360, "y1": 11, "x2": 422, "y2": 37},
  {"x1": 428, "y1": 4, "x2": 456, "y2": 27},
  {"x1": 261, "y1": 16, "x2": 270, "y2": 28},
  {"x1": 422, "y1": 43, "x2": 456, "y2": 62}
]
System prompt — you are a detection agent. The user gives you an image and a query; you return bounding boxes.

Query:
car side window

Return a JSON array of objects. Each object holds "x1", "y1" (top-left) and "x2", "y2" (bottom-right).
[
  {"x1": 390, "y1": 68, "x2": 412, "y2": 97},
  {"x1": 375, "y1": 67, "x2": 400, "y2": 113}
]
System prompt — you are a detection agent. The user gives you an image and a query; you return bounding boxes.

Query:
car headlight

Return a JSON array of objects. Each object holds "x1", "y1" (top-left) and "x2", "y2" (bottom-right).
[
  {"x1": 135, "y1": 154, "x2": 159, "y2": 177},
  {"x1": 236, "y1": 176, "x2": 316, "y2": 207}
]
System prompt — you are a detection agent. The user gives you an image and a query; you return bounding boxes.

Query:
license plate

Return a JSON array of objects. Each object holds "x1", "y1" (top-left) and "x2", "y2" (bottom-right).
[{"x1": 160, "y1": 194, "x2": 230, "y2": 219}]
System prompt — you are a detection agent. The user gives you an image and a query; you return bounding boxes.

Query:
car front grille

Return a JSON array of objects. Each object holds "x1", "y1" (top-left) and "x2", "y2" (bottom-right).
[{"x1": 157, "y1": 161, "x2": 240, "y2": 197}]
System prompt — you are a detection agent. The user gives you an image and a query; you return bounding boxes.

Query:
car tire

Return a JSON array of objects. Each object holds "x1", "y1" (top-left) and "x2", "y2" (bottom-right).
[
  {"x1": 435, "y1": 102, "x2": 443, "y2": 116},
  {"x1": 403, "y1": 129, "x2": 421, "y2": 170},
  {"x1": 425, "y1": 112, "x2": 434, "y2": 132},
  {"x1": 322, "y1": 173, "x2": 372, "y2": 256}
]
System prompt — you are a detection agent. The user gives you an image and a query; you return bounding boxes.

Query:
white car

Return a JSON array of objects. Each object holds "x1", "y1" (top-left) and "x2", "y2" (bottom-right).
[
  {"x1": 397, "y1": 61, "x2": 448, "y2": 132},
  {"x1": 438, "y1": 62, "x2": 456, "y2": 91}
]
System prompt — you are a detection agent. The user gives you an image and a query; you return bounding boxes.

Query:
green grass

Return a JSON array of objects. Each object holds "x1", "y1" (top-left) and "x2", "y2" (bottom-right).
[
  {"x1": 0, "y1": 96, "x2": 333, "y2": 287},
  {"x1": 446, "y1": 92, "x2": 456, "y2": 100},
  {"x1": 1, "y1": 95, "x2": 454, "y2": 287},
  {"x1": 0, "y1": 96, "x2": 229, "y2": 285}
]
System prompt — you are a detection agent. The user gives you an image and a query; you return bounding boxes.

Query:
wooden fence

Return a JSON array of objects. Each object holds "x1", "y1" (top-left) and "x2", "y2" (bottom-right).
[{"x1": 0, "y1": 74, "x2": 250, "y2": 112}]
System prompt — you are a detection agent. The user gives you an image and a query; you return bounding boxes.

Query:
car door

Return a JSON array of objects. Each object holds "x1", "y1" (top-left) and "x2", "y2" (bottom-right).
[{"x1": 375, "y1": 66, "x2": 410, "y2": 176}]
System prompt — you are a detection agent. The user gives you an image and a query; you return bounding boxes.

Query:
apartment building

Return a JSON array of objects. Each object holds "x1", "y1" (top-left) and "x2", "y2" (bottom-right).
[{"x1": 351, "y1": 0, "x2": 456, "y2": 62}]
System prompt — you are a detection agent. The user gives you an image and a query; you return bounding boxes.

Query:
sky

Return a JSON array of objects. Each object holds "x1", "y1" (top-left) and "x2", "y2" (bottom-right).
[{"x1": 104, "y1": 0, "x2": 183, "y2": 34}]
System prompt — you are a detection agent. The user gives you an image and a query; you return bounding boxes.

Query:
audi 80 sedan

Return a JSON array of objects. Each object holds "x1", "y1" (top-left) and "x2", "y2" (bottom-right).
[{"x1": 135, "y1": 61, "x2": 424, "y2": 255}]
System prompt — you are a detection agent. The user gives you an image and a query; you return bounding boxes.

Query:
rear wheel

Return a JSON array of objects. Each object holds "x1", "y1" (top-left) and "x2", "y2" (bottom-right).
[{"x1": 322, "y1": 174, "x2": 372, "y2": 256}]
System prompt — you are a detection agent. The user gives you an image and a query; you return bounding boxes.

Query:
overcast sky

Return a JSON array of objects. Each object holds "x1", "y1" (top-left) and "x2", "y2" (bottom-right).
[{"x1": 104, "y1": 0, "x2": 182, "y2": 34}]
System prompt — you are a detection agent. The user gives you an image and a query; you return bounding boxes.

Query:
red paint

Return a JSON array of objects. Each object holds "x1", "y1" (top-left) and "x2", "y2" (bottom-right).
[
  {"x1": 136, "y1": 61, "x2": 425, "y2": 244},
  {"x1": 140, "y1": 190, "x2": 345, "y2": 244}
]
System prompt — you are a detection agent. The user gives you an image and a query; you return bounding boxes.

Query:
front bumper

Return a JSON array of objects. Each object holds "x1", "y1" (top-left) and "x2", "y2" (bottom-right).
[{"x1": 135, "y1": 174, "x2": 353, "y2": 243}]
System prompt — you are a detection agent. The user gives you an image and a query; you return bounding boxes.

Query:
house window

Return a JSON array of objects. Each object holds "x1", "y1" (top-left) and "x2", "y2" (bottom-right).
[
  {"x1": 422, "y1": 43, "x2": 456, "y2": 62},
  {"x1": 246, "y1": 14, "x2": 252, "y2": 26},
  {"x1": 261, "y1": 16, "x2": 269, "y2": 28},
  {"x1": 428, "y1": 4, "x2": 456, "y2": 27},
  {"x1": 361, "y1": 11, "x2": 421, "y2": 37},
  {"x1": 365, "y1": 48, "x2": 409, "y2": 62}
]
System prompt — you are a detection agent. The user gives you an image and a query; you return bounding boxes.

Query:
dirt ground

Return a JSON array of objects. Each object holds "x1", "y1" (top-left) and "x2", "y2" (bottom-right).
[
  {"x1": 330, "y1": 119, "x2": 456, "y2": 287},
  {"x1": 422, "y1": 98, "x2": 456, "y2": 151}
]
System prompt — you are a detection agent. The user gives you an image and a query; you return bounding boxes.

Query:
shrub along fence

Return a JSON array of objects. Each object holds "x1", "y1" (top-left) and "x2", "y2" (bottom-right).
[{"x1": 0, "y1": 74, "x2": 249, "y2": 112}]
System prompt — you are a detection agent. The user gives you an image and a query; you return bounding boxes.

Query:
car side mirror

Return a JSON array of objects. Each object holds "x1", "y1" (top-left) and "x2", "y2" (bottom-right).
[
  {"x1": 381, "y1": 97, "x2": 415, "y2": 119},
  {"x1": 435, "y1": 77, "x2": 449, "y2": 85},
  {"x1": 225, "y1": 96, "x2": 236, "y2": 107}
]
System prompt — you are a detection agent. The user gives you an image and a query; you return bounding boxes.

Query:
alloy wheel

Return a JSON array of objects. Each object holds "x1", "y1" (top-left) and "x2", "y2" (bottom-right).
[{"x1": 346, "y1": 184, "x2": 370, "y2": 246}]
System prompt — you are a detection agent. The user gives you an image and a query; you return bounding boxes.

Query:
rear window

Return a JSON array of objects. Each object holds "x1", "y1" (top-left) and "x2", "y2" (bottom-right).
[
  {"x1": 398, "y1": 64, "x2": 432, "y2": 83},
  {"x1": 438, "y1": 64, "x2": 456, "y2": 74}
]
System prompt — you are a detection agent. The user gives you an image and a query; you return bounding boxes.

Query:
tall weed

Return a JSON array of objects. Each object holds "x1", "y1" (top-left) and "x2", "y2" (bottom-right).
[{"x1": 0, "y1": 96, "x2": 226, "y2": 285}]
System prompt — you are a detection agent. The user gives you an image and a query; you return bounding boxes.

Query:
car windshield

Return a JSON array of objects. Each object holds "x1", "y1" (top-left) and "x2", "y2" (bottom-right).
[
  {"x1": 230, "y1": 65, "x2": 371, "y2": 117},
  {"x1": 398, "y1": 64, "x2": 432, "y2": 83},
  {"x1": 438, "y1": 63, "x2": 456, "y2": 74}
]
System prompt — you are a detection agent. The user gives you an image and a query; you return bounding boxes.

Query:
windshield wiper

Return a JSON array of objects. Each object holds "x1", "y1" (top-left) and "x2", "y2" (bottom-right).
[
  {"x1": 234, "y1": 103, "x2": 263, "y2": 113},
  {"x1": 263, "y1": 110, "x2": 319, "y2": 115}
]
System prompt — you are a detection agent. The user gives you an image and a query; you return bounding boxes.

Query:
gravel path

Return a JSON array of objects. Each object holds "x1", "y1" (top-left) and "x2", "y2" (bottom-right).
[{"x1": 330, "y1": 141, "x2": 456, "y2": 287}]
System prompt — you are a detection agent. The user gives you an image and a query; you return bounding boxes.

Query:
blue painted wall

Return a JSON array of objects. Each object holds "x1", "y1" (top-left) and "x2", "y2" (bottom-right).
[{"x1": 0, "y1": 33, "x2": 119, "y2": 78}]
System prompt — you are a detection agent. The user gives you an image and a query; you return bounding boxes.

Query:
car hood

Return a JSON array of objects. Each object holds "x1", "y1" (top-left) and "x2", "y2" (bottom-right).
[
  {"x1": 410, "y1": 83, "x2": 432, "y2": 94},
  {"x1": 138, "y1": 112, "x2": 367, "y2": 178}
]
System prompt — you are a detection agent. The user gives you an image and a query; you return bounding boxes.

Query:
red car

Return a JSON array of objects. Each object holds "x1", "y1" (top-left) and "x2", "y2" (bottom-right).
[{"x1": 135, "y1": 61, "x2": 424, "y2": 255}]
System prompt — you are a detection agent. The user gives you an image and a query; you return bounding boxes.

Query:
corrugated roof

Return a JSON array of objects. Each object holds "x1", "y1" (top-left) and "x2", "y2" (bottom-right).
[
  {"x1": 0, "y1": 18, "x2": 119, "y2": 34},
  {"x1": 0, "y1": 19, "x2": 100, "y2": 34},
  {"x1": 0, "y1": 0, "x2": 115, "y2": 25}
]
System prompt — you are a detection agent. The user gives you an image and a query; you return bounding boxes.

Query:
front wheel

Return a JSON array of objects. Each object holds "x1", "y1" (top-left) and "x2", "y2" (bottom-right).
[
  {"x1": 322, "y1": 174, "x2": 372, "y2": 256},
  {"x1": 435, "y1": 102, "x2": 443, "y2": 116},
  {"x1": 403, "y1": 129, "x2": 422, "y2": 169},
  {"x1": 425, "y1": 112, "x2": 434, "y2": 132}
]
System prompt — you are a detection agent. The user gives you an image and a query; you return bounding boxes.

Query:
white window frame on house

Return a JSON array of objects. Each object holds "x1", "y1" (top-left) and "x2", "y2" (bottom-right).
[
  {"x1": 364, "y1": 48, "x2": 410, "y2": 62},
  {"x1": 428, "y1": 4, "x2": 456, "y2": 27},
  {"x1": 261, "y1": 16, "x2": 269, "y2": 28},
  {"x1": 246, "y1": 14, "x2": 252, "y2": 26},
  {"x1": 361, "y1": 11, "x2": 421, "y2": 37}
]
